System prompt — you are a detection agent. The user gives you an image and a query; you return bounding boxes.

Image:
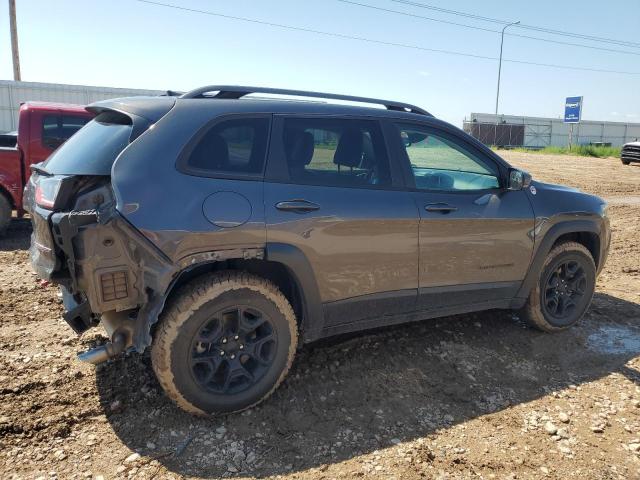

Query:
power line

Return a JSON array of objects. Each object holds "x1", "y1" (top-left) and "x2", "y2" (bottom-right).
[
  {"x1": 132, "y1": 0, "x2": 640, "y2": 76},
  {"x1": 392, "y1": 0, "x2": 640, "y2": 49},
  {"x1": 336, "y1": 0, "x2": 640, "y2": 57},
  {"x1": 392, "y1": 0, "x2": 514, "y2": 26}
]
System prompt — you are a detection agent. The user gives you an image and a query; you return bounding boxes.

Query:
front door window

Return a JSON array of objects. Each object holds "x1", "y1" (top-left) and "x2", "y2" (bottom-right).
[{"x1": 398, "y1": 126, "x2": 500, "y2": 191}]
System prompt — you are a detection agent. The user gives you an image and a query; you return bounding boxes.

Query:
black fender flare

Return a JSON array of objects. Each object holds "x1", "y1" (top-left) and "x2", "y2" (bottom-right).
[
  {"x1": 514, "y1": 219, "x2": 602, "y2": 302},
  {"x1": 265, "y1": 242, "x2": 325, "y2": 343},
  {"x1": 138, "y1": 243, "x2": 325, "y2": 350}
]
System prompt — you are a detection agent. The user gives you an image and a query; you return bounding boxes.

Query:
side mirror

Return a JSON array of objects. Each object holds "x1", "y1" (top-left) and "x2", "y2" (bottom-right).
[{"x1": 507, "y1": 169, "x2": 532, "y2": 191}]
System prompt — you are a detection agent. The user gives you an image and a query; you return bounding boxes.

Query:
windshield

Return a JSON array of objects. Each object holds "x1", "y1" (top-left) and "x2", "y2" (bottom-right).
[{"x1": 43, "y1": 112, "x2": 133, "y2": 175}]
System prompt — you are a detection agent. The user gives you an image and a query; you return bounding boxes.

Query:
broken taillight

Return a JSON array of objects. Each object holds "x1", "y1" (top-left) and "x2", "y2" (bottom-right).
[{"x1": 34, "y1": 177, "x2": 63, "y2": 209}]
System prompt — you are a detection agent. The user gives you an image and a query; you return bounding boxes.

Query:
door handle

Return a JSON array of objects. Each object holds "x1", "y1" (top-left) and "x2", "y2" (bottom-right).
[
  {"x1": 275, "y1": 200, "x2": 320, "y2": 213},
  {"x1": 425, "y1": 203, "x2": 458, "y2": 213}
]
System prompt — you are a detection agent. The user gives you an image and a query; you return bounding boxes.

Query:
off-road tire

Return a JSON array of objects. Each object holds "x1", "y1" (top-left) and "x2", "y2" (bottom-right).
[
  {"x1": 151, "y1": 271, "x2": 298, "y2": 416},
  {"x1": 520, "y1": 241, "x2": 596, "y2": 332},
  {"x1": 0, "y1": 193, "x2": 11, "y2": 236}
]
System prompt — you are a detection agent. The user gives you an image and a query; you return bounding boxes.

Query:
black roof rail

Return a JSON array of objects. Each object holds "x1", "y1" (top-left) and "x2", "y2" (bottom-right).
[{"x1": 180, "y1": 85, "x2": 431, "y2": 116}]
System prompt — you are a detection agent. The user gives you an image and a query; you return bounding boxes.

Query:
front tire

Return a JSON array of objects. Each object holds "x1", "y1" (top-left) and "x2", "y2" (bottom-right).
[
  {"x1": 520, "y1": 242, "x2": 596, "y2": 332},
  {"x1": 152, "y1": 271, "x2": 298, "y2": 416}
]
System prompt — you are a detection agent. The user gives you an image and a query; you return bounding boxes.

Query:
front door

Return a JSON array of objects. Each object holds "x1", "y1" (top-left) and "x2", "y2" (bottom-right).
[
  {"x1": 389, "y1": 122, "x2": 535, "y2": 311},
  {"x1": 264, "y1": 116, "x2": 419, "y2": 331}
]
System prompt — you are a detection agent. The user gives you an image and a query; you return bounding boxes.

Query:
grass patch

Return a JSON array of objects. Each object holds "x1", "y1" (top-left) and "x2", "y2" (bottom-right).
[{"x1": 503, "y1": 145, "x2": 621, "y2": 158}]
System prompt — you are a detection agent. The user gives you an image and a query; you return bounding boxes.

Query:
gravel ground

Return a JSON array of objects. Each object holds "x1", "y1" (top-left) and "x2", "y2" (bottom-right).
[{"x1": 0, "y1": 152, "x2": 639, "y2": 480}]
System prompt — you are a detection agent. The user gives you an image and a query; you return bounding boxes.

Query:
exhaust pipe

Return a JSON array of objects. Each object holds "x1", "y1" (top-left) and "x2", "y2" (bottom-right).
[{"x1": 78, "y1": 330, "x2": 127, "y2": 365}]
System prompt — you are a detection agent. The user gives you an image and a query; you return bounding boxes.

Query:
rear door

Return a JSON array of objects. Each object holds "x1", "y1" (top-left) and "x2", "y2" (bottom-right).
[
  {"x1": 264, "y1": 115, "x2": 419, "y2": 332},
  {"x1": 387, "y1": 121, "x2": 535, "y2": 311}
]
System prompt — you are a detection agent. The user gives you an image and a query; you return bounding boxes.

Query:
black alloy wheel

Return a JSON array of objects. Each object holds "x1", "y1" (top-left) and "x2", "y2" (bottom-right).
[
  {"x1": 189, "y1": 306, "x2": 277, "y2": 394},
  {"x1": 542, "y1": 259, "x2": 588, "y2": 322}
]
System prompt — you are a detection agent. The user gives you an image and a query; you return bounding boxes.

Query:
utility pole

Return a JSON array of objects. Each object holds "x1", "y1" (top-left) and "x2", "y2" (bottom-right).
[
  {"x1": 494, "y1": 20, "x2": 520, "y2": 116},
  {"x1": 8, "y1": 0, "x2": 21, "y2": 81}
]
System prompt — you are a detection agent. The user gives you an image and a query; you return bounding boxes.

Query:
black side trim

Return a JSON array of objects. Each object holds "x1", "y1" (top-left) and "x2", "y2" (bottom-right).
[
  {"x1": 323, "y1": 289, "x2": 418, "y2": 327},
  {"x1": 320, "y1": 299, "x2": 513, "y2": 338},
  {"x1": 418, "y1": 281, "x2": 520, "y2": 310},
  {"x1": 515, "y1": 220, "x2": 601, "y2": 300},
  {"x1": 265, "y1": 243, "x2": 324, "y2": 342}
]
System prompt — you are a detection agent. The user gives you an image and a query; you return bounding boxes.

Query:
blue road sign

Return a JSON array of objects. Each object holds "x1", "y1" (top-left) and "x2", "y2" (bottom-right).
[{"x1": 564, "y1": 96, "x2": 583, "y2": 123}]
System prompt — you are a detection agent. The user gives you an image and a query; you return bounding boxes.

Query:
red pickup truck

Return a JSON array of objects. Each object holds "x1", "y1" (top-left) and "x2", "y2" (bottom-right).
[{"x1": 0, "y1": 102, "x2": 93, "y2": 233}]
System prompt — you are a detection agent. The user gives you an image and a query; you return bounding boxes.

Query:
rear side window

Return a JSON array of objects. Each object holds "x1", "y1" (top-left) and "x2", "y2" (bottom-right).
[
  {"x1": 42, "y1": 114, "x2": 90, "y2": 150},
  {"x1": 282, "y1": 117, "x2": 391, "y2": 188},
  {"x1": 183, "y1": 117, "x2": 270, "y2": 176},
  {"x1": 43, "y1": 112, "x2": 132, "y2": 175}
]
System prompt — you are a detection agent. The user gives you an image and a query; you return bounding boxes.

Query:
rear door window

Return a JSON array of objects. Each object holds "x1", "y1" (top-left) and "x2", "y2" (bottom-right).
[
  {"x1": 43, "y1": 112, "x2": 132, "y2": 175},
  {"x1": 181, "y1": 117, "x2": 270, "y2": 177},
  {"x1": 281, "y1": 117, "x2": 391, "y2": 188}
]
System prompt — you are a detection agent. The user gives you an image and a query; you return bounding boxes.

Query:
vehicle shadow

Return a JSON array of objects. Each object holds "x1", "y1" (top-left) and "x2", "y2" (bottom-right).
[{"x1": 95, "y1": 291, "x2": 640, "y2": 478}]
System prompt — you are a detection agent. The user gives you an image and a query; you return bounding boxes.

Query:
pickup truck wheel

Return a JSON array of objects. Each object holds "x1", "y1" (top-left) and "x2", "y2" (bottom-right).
[
  {"x1": 520, "y1": 241, "x2": 596, "y2": 332},
  {"x1": 0, "y1": 194, "x2": 11, "y2": 235},
  {"x1": 151, "y1": 271, "x2": 298, "y2": 416}
]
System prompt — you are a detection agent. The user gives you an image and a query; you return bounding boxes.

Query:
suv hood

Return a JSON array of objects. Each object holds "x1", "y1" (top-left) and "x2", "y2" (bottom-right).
[{"x1": 530, "y1": 180, "x2": 606, "y2": 217}]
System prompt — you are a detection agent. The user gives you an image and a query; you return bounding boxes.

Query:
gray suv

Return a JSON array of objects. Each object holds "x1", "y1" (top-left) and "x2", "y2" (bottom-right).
[{"x1": 26, "y1": 86, "x2": 611, "y2": 415}]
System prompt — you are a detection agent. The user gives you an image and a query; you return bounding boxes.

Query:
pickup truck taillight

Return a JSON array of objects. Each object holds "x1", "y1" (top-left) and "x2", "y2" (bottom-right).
[{"x1": 34, "y1": 177, "x2": 63, "y2": 209}]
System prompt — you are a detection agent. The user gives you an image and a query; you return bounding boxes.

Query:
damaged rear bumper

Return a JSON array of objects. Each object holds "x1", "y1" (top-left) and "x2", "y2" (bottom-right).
[
  {"x1": 30, "y1": 203, "x2": 177, "y2": 356},
  {"x1": 30, "y1": 201, "x2": 266, "y2": 363},
  {"x1": 60, "y1": 286, "x2": 96, "y2": 334}
]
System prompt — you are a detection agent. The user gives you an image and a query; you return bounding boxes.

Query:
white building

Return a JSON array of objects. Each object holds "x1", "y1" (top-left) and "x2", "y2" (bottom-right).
[
  {"x1": 465, "y1": 112, "x2": 640, "y2": 148},
  {"x1": 0, "y1": 80, "x2": 164, "y2": 133}
]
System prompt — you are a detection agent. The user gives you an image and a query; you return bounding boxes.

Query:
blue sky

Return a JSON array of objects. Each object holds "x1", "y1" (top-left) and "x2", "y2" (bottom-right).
[{"x1": 1, "y1": 0, "x2": 638, "y2": 125}]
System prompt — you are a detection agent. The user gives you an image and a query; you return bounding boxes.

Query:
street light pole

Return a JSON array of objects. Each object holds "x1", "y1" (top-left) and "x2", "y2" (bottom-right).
[{"x1": 494, "y1": 20, "x2": 520, "y2": 116}]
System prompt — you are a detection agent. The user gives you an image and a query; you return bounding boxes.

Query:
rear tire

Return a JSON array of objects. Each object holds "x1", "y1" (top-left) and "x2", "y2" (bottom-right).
[
  {"x1": 0, "y1": 193, "x2": 12, "y2": 236},
  {"x1": 151, "y1": 271, "x2": 298, "y2": 416},
  {"x1": 520, "y1": 242, "x2": 596, "y2": 332}
]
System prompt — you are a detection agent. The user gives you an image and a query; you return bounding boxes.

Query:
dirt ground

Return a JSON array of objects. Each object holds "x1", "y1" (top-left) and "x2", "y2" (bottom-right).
[{"x1": 1, "y1": 152, "x2": 639, "y2": 480}]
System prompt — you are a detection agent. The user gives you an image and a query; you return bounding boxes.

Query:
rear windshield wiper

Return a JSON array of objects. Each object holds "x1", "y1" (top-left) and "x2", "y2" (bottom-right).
[{"x1": 30, "y1": 163, "x2": 53, "y2": 177}]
